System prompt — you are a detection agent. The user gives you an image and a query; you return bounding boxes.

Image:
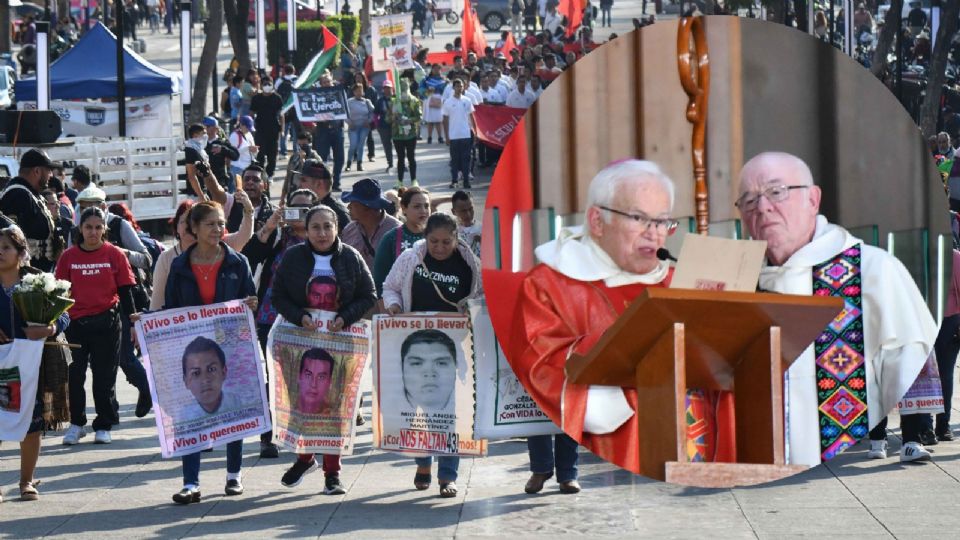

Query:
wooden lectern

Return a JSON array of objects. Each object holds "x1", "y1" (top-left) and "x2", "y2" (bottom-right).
[{"x1": 566, "y1": 288, "x2": 844, "y2": 488}]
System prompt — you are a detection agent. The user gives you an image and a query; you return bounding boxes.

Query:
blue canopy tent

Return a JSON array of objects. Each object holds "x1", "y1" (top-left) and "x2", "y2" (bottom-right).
[{"x1": 15, "y1": 22, "x2": 181, "y2": 100}]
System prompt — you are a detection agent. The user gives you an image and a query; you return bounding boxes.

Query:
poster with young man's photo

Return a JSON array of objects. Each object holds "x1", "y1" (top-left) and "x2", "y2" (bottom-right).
[
  {"x1": 372, "y1": 313, "x2": 487, "y2": 457},
  {"x1": 469, "y1": 300, "x2": 561, "y2": 440},
  {"x1": 135, "y1": 301, "x2": 271, "y2": 458},
  {"x1": 266, "y1": 310, "x2": 371, "y2": 454}
]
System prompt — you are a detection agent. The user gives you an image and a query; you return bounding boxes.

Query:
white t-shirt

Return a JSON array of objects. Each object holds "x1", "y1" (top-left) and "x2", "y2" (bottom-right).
[
  {"x1": 442, "y1": 95, "x2": 476, "y2": 140},
  {"x1": 505, "y1": 88, "x2": 537, "y2": 109},
  {"x1": 229, "y1": 130, "x2": 256, "y2": 170}
]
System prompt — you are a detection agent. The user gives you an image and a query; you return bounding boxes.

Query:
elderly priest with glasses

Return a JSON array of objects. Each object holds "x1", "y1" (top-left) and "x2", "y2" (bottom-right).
[
  {"x1": 735, "y1": 151, "x2": 938, "y2": 465},
  {"x1": 512, "y1": 159, "x2": 736, "y2": 476}
]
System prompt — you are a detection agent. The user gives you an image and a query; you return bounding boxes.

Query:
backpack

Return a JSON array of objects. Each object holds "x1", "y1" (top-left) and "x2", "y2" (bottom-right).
[
  {"x1": 105, "y1": 216, "x2": 154, "y2": 311},
  {"x1": 137, "y1": 232, "x2": 166, "y2": 275}
]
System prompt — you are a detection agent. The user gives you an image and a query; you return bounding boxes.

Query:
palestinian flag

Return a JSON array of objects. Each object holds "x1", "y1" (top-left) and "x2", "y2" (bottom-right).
[{"x1": 282, "y1": 25, "x2": 341, "y2": 112}]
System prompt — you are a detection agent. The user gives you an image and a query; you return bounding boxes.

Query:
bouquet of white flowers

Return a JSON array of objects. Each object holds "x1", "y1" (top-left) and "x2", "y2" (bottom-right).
[{"x1": 12, "y1": 273, "x2": 75, "y2": 326}]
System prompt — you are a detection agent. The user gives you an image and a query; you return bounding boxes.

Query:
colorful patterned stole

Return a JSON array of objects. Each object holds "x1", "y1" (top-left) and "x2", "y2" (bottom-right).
[{"x1": 813, "y1": 244, "x2": 868, "y2": 462}]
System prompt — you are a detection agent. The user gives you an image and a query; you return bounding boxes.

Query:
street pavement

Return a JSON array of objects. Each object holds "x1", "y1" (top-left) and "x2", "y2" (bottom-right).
[{"x1": 4, "y1": 6, "x2": 960, "y2": 539}]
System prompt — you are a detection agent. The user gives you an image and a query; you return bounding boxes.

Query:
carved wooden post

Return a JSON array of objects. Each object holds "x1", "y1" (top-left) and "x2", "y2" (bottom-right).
[{"x1": 677, "y1": 16, "x2": 710, "y2": 235}]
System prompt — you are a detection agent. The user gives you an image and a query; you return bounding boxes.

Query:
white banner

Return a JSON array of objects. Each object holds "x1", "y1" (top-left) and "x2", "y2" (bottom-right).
[
  {"x1": 469, "y1": 300, "x2": 561, "y2": 440},
  {"x1": 372, "y1": 314, "x2": 487, "y2": 457},
  {"x1": 370, "y1": 13, "x2": 415, "y2": 72},
  {"x1": 0, "y1": 340, "x2": 45, "y2": 442},
  {"x1": 135, "y1": 301, "x2": 271, "y2": 458},
  {"x1": 19, "y1": 95, "x2": 174, "y2": 138}
]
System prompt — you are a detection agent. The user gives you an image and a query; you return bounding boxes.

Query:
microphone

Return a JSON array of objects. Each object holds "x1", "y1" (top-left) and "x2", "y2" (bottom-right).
[{"x1": 657, "y1": 248, "x2": 677, "y2": 262}]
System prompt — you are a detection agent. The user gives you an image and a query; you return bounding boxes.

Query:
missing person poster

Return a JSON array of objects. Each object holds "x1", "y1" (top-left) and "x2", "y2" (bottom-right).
[
  {"x1": 897, "y1": 351, "x2": 945, "y2": 415},
  {"x1": 135, "y1": 301, "x2": 271, "y2": 458},
  {"x1": 469, "y1": 300, "x2": 560, "y2": 440},
  {"x1": 0, "y1": 340, "x2": 45, "y2": 441},
  {"x1": 372, "y1": 313, "x2": 487, "y2": 457},
  {"x1": 266, "y1": 310, "x2": 370, "y2": 455}
]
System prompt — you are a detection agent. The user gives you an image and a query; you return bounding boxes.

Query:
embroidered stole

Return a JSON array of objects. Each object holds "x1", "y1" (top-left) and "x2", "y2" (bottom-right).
[{"x1": 813, "y1": 244, "x2": 868, "y2": 462}]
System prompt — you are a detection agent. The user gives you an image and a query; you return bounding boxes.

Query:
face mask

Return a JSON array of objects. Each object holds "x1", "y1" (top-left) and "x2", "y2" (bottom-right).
[
  {"x1": 194, "y1": 134, "x2": 208, "y2": 147},
  {"x1": 263, "y1": 85, "x2": 275, "y2": 94}
]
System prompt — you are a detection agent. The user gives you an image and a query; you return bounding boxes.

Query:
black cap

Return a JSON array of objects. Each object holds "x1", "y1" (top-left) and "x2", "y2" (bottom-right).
[{"x1": 19, "y1": 148, "x2": 54, "y2": 169}]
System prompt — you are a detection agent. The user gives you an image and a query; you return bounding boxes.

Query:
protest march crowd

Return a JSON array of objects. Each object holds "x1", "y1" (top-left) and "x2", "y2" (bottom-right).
[{"x1": 2, "y1": 0, "x2": 960, "y2": 514}]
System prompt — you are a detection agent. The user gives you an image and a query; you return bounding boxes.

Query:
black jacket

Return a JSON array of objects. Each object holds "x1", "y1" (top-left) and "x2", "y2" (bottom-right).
[
  {"x1": 0, "y1": 177, "x2": 57, "y2": 270},
  {"x1": 271, "y1": 238, "x2": 376, "y2": 328},
  {"x1": 242, "y1": 227, "x2": 299, "y2": 305},
  {"x1": 205, "y1": 138, "x2": 240, "y2": 188}
]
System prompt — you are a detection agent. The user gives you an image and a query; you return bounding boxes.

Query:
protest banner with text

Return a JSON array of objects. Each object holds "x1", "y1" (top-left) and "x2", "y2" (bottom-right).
[
  {"x1": 372, "y1": 313, "x2": 486, "y2": 457},
  {"x1": 266, "y1": 311, "x2": 370, "y2": 455},
  {"x1": 135, "y1": 301, "x2": 271, "y2": 458},
  {"x1": 469, "y1": 300, "x2": 560, "y2": 440},
  {"x1": 293, "y1": 87, "x2": 349, "y2": 122}
]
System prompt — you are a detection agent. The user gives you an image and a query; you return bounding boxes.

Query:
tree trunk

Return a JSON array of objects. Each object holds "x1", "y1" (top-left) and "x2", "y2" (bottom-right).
[
  {"x1": 919, "y1": 2, "x2": 960, "y2": 139},
  {"x1": 0, "y1": 0, "x2": 9, "y2": 54},
  {"x1": 58, "y1": 0, "x2": 69, "y2": 20},
  {"x1": 191, "y1": 0, "x2": 223, "y2": 122},
  {"x1": 223, "y1": 0, "x2": 252, "y2": 75},
  {"x1": 361, "y1": 0, "x2": 370, "y2": 37},
  {"x1": 871, "y1": 0, "x2": 901, "y2": 78}
]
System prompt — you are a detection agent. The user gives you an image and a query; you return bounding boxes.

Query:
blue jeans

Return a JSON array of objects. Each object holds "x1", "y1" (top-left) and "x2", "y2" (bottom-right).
[
  {"x1": 348, "y1": 127, "x2": 370, "y2": 165},
  {"x1": 449, "y1": 137, "x2": 473, "y2": 183},
  {"x1": 527, "y1": 434, "x2": 579, "y2": 483},
  {"x1": 280, "y1": 120, "x2": 297, "y2": 155},
  {"x1": 314, "y1": 125, "x2": 344, "y2": 188},
  {"x1": 414, "y1": 455, "x2": 460, "y2": 482},
  {"x1": 182, "y1": 440, "x2": 243, "y2": 486}
]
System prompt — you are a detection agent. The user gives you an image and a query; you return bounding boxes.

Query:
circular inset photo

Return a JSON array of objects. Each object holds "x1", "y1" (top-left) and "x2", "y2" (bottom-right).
[{"x1": 481, "y1": 16, "x2": 952, "y2": 488}]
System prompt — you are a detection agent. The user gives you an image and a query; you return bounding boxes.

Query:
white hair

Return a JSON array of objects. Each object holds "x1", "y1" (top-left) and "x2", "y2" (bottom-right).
[{"x1": 586, "y1": 160, "x2": 676, "y2": 222}]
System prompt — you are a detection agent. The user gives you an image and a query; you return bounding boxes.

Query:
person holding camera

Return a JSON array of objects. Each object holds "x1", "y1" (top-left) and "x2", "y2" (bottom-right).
[
  {"x1": 229, "y1": 116, "x2": 260, "y2": 193},
  {"x1": 201, "y1": 117, "x2": 240, "y2": 191},
  {"x1": 241, "y1": 189, "x2": 320, "y2": 458}
]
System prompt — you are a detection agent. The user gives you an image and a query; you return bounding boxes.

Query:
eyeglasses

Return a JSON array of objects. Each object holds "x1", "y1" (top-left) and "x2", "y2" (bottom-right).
[
  {"x1": 735, "y1": 185, "x2": 809, "y2": 211},
  {"x1": 596, "y1": 206, "x2": 679, "y2": 234}
]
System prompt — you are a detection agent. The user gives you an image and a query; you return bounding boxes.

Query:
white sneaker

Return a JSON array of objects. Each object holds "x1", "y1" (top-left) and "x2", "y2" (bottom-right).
[
  {"x1": 62, "y1": 424, "x2": 86, "y2": 445},
  {"x1": 93, "y1": 430, "x2": 112, "y2": 444},
  {"x1": 867, "y1": 439, "x2": 888, "y2": 459},
  {"x1": 900, "y1": 441, "x2": 932, "y2": 463}
]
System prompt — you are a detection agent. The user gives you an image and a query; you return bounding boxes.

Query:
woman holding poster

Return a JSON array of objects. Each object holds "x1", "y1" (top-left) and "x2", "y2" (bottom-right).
[
  {"x1": 0, "y1": 225, "x2": 69, "y2": 502},
  {"x1": 56, "y1": 208, "x2": 137, "y2": 447},
  {"x1": 150, "y1": 199, "x2": 256, "y2": 312},
  {"x1": 163, "y1": 201, "x2": 258, "y2": 504},
  {"x1": 382, "y1": 213, "x2": 482, "y2": 498},
  {"x1": 271, "y1": 204, "x2": 376, "y2": 495}
]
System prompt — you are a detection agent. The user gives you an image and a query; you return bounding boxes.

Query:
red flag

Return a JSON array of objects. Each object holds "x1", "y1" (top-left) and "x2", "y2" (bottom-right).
[
  {"x1": 461, "y1": 0, "x2": 487, "y2": 57},
  {"x1": 426, "y1": 51, "x2": 459, "y2": 66},
  {"x1": 474, "y1": 104, "x2": 526, "y2": 149},
  {"x1": 481, "y1": 119, "x2": 534, "y2": 352},
  {"x1": 320, "y1": 25, "x2": 340, "y2": 54},
  {"x1": 497, "y1": 32, "x2": 518, "y2": 58},
  {"x1": 558, "y1": 0, "x2": 583, "y2": 38}
]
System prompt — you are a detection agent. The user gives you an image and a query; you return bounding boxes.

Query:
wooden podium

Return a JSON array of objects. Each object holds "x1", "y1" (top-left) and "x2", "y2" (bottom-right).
[{"x1": 566, "y1": 288, "x2": 844, "y2": 487}]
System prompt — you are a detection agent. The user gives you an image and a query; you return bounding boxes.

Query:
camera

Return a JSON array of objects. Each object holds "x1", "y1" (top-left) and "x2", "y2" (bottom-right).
[
  {"x1": 195, "y1": 161, "x2": 210, "y2": 177},
  {"x1": 283, "y1": 207, "x2": 309, "y2": 222}
]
